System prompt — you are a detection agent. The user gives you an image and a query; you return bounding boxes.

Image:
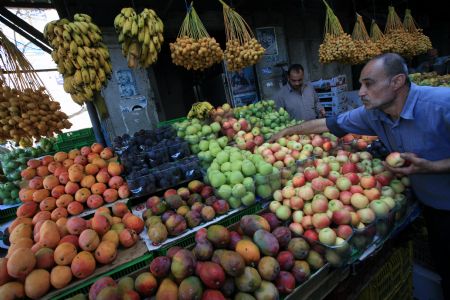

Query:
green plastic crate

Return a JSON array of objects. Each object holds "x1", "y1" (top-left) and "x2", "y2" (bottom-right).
[
  {"x1": 54, "y1": 128, "x2": 96, "y2": 152},
  {"x1": 0, "y1": 204, "x2": 20, "y2": 223},
  {"x1": 50, "y1": 252, "x2": 153, "y2": 300},
  {"x1": 157, "y1": 117, "x2": 187, "y2": 127}
]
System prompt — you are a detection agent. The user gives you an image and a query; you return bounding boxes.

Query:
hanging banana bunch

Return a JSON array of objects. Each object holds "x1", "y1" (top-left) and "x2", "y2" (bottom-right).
[
  {"x1": 43, "y1": 13, "x2": 113, "y2": 105},
  {"x1": 187, "y1": 101, "x2": 214, "y2": 120},
  {"x1": 114, "y1": 7, "x2": 164, "y2": 68}
]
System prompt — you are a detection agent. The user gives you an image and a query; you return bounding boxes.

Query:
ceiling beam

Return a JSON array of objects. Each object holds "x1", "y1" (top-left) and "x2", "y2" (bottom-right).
[{"x1": 0, "y1": 7, "x2": 52, "y2": 53}]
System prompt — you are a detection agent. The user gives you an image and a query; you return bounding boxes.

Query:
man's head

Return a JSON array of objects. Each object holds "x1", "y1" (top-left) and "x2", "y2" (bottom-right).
[
  {"x1": 287, "y1": 64, "x2": 305, "y2": 91},
  {"x1": 358, "y1": 53, "x2": 410, "y2": 111}
]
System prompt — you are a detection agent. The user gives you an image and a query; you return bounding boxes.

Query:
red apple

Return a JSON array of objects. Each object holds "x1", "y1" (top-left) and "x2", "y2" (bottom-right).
[
  {"x1": 337, "y1": 224, "x2": 353, "y2": 239},
  {"x1": 385, "y1": 152, "x2": 405, "y2": 168},
  {"x1": 350, "y1": 193, "x2": 369, "y2": 209},
  {"x1": 312, "y1": 213, "x2": 331, "y2": 229},
  {"x1": 332, "y1": 209, "x2": 351, "y2": 225},
  {"x1": 360, "y1": 175, "x2": 376, "y2": 189}
]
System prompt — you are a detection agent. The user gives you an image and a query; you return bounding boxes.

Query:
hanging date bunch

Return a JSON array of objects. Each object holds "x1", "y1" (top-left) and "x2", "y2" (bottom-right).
[
  {"x1": 369, "y1": 20, "x2": 392, "y2": 53},
  {"x1": 0, "y1": 31, "x2": 71, "y2": 143},
  {"x1": 114, "y1": 7, "x2": 164, "y2": 68},
  {"x1": 170, "y1": 3, "x2": 223, "y2": 71},
  {"x1": 319, "y1": 0, "x2": 356, "y2": 64},
  {"x1": 383, "y1": 6, "x2": 415, "y2": 57},
  {"x1": 220, "y1": 0, "x2": 265, "y2": 71},
  {"x1": 44, "y1": 13, "x2": 112, "y2": 105},
  {"x1": 349, "y1": 14, "x2": 381, "y2": 64},
  {"x1": 403, "y1": 9, "x2": 432, "y2": 57}
]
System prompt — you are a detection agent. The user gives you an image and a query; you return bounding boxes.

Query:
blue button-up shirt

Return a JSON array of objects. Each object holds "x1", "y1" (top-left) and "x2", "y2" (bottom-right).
[{"x1": 326, "y1": 83, "x2": 450, "y2": 210}]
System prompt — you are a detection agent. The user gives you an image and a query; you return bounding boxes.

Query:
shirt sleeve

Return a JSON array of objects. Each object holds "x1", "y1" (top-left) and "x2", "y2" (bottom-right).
[{"x1": 328, "y1": 106, "x2": 377, "y2": 137}]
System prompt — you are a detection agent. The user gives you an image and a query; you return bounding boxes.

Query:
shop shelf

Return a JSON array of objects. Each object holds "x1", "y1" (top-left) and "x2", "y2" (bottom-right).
[
  {"x1": 49, "y1": 252, "x2": 153, "y2": 300},
  {"x1": 350, "y1": 221, "x2": 377, "y2": 251},
  {"x1": 375, "y1": 204, "x2": 399, "y2": 238}
]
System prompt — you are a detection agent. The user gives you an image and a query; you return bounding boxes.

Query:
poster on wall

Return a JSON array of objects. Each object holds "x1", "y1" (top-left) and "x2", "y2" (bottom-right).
[
  {"x1": 256, "y1": 27, "x2": 278, "y2": 56},
  {"x1": 225, "y1": 64, "x2": 259, "y2": 107},
  {"x1": 115, "y1": 69, "x2": 138, "y2": 98}
]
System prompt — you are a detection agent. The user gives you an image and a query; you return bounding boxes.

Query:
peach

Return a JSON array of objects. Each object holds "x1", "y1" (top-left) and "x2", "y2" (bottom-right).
[
  {"x1": 43, "y1": 175, "x2": 60, "y2": 190},
  {"x1": 71, "y1": 251, "x2": 96, "y2": 279},
  {"x1": 81, "y1": 175, "x2": 96, "y2": 188},
  {"x1": 19, "y1": 188, "x2": 35, "y2": 202},
  {"x1": 67, "y1": 201, "x2": 84, "y2": 215},
  {"x1": 92, "y1": 158, "x2": 107, "y2": 169},
  {"x1": 75, "y1": 188, "x2": 91, "y2": 203},
  {"x1": 108, "y1": 176, "x2": 124, "y2": 189},
  {"x1": 91, "y1": 143, "x2": 104, "y2": 154},
  {"x1": 96, "y1": 169, "x2": 111, "y2": 184},
  {"x1": 54, "y1": 166, "x2": 67, "y2": 177},
  {"x1": 36, "y1": 165, "x2": 50, "y2": 177},
  {"x1": 74, "y1": 155, "x2": 88, "y2": 166},
  {"x1": 87, "y1": 194, "x2": 104, "y2": 209},
  {"x1": 100, "y1": 147, "x2": 114, "y2": 160},
  {"x1": 21, "y1": 168, "x2": 36, "y2": 180},
  {"x1": 65, "y1": 181, "x2": 80, "y2": 195},
  {"x1": 107, "y1": 162, "x2": 122, "y2": 176},
  {"x1": 29, "y1": 177, "x2": 43, "y2": 190},
  {"x1": 103, "y1": 189, "x2": 118, "y2": 203},
  {"x1": 54, "y1": 152, "x2": 68, "y2": 162},
  {"x1": 58, "y1": 172, "x2": 70, "y2": 185},
  {"x1": 40, "y1": 197, "x2": 57, "y2": 211},
  {"x1": 87, "y1": 152, "x2": 100, "y2": 163},
  {"x1": 91, "y1": 182, "x2": 107, "y2": 195},
  {"x1": 56, "y1": 194, "x2": 74, "y2": 208},
  {"x1": 68, "y1": 149, "x2": 81, "y2": 159},
  {"x1": 62, "y1": 159, "x2": 74, "y2": 168},
  {"x1": 112, "y1": 202, "x2": 129, "y2": 218},
  {"x1": 84, "y1": 163, "x2": 99, "y2": 175},
  {"x1": 51, "y1": 207, "x2": 68, "y2": 221},
  {"x1": 80, "y1": 146, "x2": 91, "y2": 156},
  {"x1": 118, "y1": 185, "x2": 130, "y2": 199}
]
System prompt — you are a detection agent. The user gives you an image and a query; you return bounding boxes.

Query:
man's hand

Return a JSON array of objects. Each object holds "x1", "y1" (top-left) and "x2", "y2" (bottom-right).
[
  {"x1": 383, "y1": 152, "x2": 437, "y2": 175},
  {"x1": 319, "y1": 108, "x2": 326, "y2": 118},
  {"x1": 268, "y1": 128, "x2": 289, "y2": 143}
]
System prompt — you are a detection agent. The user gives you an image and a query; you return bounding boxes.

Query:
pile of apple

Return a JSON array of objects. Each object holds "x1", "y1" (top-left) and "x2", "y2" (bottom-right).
[
  {"x1": 16, "y1": 144, "x2": 130, "y2": 222},
  {"x1": 209, "y1": 103, "x2": 235, "y2": 123},
  {"x1": 339, "y1": 133, "x2": 378, "y2": 152},
  {"x1": 266, "y1": 149, "x2": 409, "y2": 264},
  {"x1": 206, "y1": 146, "x2": 282, "y2": 207},
  {"x1": 233, "y1": 100, "x2": 298, "y2": 139},
  {"x1": 1, "y1": 203, "x2": 144, "y2": 299},
  {"x1": 174, "y1": 118, "x2": 222, "y2": 154},
  {"x1": 141, "y1": 180, "x2": 231, "y2": 245}
]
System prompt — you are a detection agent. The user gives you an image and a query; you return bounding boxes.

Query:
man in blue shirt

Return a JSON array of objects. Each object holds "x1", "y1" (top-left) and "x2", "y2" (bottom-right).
[{"x1": 270, "y1": 53, "x2": 450, "y2": 298}]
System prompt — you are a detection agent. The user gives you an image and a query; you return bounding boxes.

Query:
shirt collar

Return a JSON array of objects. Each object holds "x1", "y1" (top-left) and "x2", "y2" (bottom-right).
[
  {"x1": 369, "y1": 83, "x2": 419, "y2": 121},
  {"x1": 288, "y1": 82, "x2": 308, "y2": 93}
]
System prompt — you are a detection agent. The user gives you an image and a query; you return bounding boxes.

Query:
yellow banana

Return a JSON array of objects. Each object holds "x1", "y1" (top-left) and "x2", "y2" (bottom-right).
[
  {"x1": 131, "y1": 20, "x2": 138, "y2": 36},
  {"x1": 74, "y1": 70, "x2": 83, "y2": 85},
  {"x1": 77, "y1": 56, "x2": 87, "y2": 68},
  {"x1": 77, "y1": 47, "x2": 86, "y2": 58},
  {"x1": 89, "y1": 22, "x2": 100, "y2": 33},
  {"x1": 81, "y1": 34, "x2": 91, "y2": 47},
  {"x1": 97, "y1": 68, "x2": 106, "y2": 82},
  {"x1": 68, "y1": 22, "x2": 80, "y2": 34},
  {"x1": 72, "y1": 33, "x2": 83, "y2": 46},
  {"x1": 69, "y1": 41, "x2": 78, "y2": 55},
  {"x1": 63, "y1": 24, "x2": 72, "y2": 33},
  {"x1": 81, "y1": 68, "x2": 90, "y2": 84},
  {"x1": 88, "y1": 68, "x2": 97, "y2": 82},
  {"x1": 94, "y1": 76, "x2": 102, "y2": 90},
  {"x1": 83, "y1": 86, "x2": 94, "y2": 99},
  {"x1": 62, "y1": 30, "x2": 71, "y2": 41}
]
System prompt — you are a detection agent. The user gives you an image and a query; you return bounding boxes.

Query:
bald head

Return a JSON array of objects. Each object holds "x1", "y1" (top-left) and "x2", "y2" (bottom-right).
[{"x1": 367, "y1": 53, "x2": 410, "y2": 84}]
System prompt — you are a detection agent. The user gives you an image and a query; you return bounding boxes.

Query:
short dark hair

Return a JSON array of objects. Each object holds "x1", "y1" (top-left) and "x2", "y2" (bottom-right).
[
  {"x1": 372, "y1": 53, "x2": 410, "y2": 84},
  {"x1": 288, "y1": 64, "x2": 304, "y2": 76}
]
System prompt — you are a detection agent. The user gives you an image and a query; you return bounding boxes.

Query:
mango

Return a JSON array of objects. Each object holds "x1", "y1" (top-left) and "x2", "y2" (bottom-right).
[
  {"x1": 0, "y1": 282, "x2": 25, "y2": 300},
  {"x1": 287, "y1": 237, "x2": 310, "y2": 260},
  {"x1": 135, "y1": 272, "x2": 157, "y2": 296},
  {"x1": 234, "y1": 266, "x2": 262, "y2": 293},
  {"x1": 171, "y1": 249, "x2": 197, "y2": 280},
  {"x1": 207, "y1": 225, "x2": 230, "y2": 248},
  {"x1": 239, "y1": 215, "x2": 270, "y2": 237},
  {"x1": 39, "y1": 220, "x2": 61, "y2": 248},
  {"x1": 235, "y1": 240, "x2": 260, "y2": 266},
  {"x1": 156, "y1": 278, "x2": 178, "y2": 300},
  {"x1": 196, "y1": 261, "x2": 225, "y2": 289},
  {"x1": 24, "y1": 269, "x2": 50, "y2": 299},
  {"x1": 253, "y1": 229, "x2": 279, "y2": 257},
  {"x1": 178, "y1": 276, "x2": 203, "y2": 300},
  {"x1": 257, "y1": 256, "x2": 280, "y2": 281},
  {"x1": 150, "y1": 256, "x2": 171, "y2": 278},
  {"x1": 214, "y1": 250, "x2": 245, "y2": 277},
  {"x1": 254, "y1": 280, "x2": 279, "y2": 300},
  {"x1": 50, "y1": 265, "x2": 72, "y2": 289},
  {"x1": 192, "y1": 239, "x2": 214, "y2": 261},
  {"x1": 89, "y1": 276, "x2": 116, "y2": 300}
]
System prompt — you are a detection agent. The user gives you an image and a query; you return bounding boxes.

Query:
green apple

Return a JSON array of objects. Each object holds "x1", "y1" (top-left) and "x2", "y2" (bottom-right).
[
  {"x1": 228, "y1": 196, "x2": 242, "y2": 209},
  {"x1": 243, "y1": 177, "x2": 255, "y2": 192},
  {"x1": 210, "y1": 122, "x2": 221, "y2": 133},
  {"x1": 209, "y1": 171, "x2": 226, "y2": 188},
  {"x1": 218, "y1": 136, "x2": 229, "y2": 148},
  {"x1": 231, "y1": 160, "x2": 242, "y2": 172},
  {"x1": 220, "y1": 162, "x2": 231, "y2": 172},
  {"x1": 256, "y1": 184, "x2": 272, "y2": 199},
  {"x1": 229, "y1": 171, "x2": 244, "y2": 185},
  {"x1": 241, "y1": 160, "x2": 256, "y2": 176},
  {"x1": 232, "y1": 183, "x2": 246, "y2": 198},
  {"x1": 218, "y1": 184, "x2": 232, "y2": 199},
  {"x1": 216, "y1": 151, "x2": 230, "y2": 165},
  {"x1": 241, "y1": 192, "x2": 256, "y2": 206},
  {"x1": 199, "y1": 140, "x2": 209, "y2": 151}
]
